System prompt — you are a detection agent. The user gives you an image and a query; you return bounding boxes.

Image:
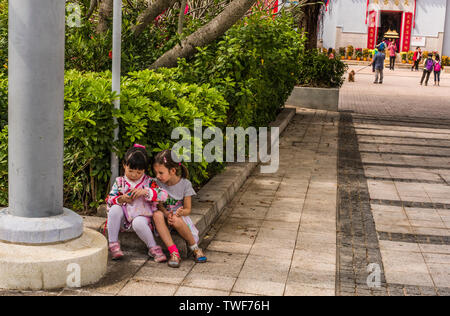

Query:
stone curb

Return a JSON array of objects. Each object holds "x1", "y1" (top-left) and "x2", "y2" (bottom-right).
[{"x1": 84, "y1": 108, "x2": 296, "y2": 257}]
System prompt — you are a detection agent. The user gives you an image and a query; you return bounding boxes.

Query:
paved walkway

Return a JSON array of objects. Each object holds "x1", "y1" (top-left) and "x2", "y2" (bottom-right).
[
  {"x1": 340, "y1": 66, "x2": 450, "y2": 120},
  {"x1": 337, "y1": 67, "x2": 450, "y2": 296},
  {"x1": 2, "y1": 66, "x2": 450, "y2": 296}
]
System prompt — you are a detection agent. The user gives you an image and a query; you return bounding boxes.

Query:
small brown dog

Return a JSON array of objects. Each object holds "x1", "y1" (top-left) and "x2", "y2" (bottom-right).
[{"x1": 348, "y1": 70, "x2": 355, "y2": 82}]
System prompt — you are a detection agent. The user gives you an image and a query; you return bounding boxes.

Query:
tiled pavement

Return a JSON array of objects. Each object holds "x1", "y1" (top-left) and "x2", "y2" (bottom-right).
[
  {"x1": 2, "y1": 67, "x2": 450, "y2": 296},
  {"x1": 337, "y1": 67, "x2": 450, "y2": 296}
]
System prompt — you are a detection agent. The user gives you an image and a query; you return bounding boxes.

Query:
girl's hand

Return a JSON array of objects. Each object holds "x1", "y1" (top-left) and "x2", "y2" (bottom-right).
[
  {"x1": 175, "y1": 207, "x2": 184, "y2": 217},
  {"x1": 167, "y1": 212, "x2": 175, "y2": 226},
  {"x1": 130, "y1": 188, "x2": 147, "y2": 200},
  {"x1": 118, "y1": 194, "x2": 133, "y2": 205}
]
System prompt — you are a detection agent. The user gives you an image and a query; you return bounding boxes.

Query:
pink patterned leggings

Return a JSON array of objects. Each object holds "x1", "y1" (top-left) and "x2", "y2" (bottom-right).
[{"x1": 107, "y1": 205, "x2": 157, "y2": 249}]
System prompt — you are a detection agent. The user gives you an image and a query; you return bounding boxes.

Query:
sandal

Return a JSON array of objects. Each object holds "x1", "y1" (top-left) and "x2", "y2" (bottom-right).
[
  {"x1": 193, "y1": 248, "x2": 207, "y2": 263},
  {"x1": 168, "y1": 252, "x2": 181, "y2": 268},
  {"x1": 149, "y1": 246, "x2": 167, "y2": 263},
  {"x1": 109, "y1": 242, "x2": 124, "y2": 260}
]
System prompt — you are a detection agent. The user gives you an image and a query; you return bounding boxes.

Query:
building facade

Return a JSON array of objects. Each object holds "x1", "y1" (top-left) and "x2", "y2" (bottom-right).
[{"x1": 321, "y1": 0, "x2": 450, "y2": 55}]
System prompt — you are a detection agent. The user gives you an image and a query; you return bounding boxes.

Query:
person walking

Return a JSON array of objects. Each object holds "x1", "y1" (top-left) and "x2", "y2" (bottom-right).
[
  {"x1": 411, "y1": 47, "x2": 422, "y2": 71},
  {"x1": 370, "y1": 48, "x2": 385, "y2": 84},
  {"x1": 434, "y1": 54, "x2": 443, "y2": 86},
  {"x1": 388, "y1": 39, "x2": 397, "y2": 70},
  {"x1": 420, "y1": 54, "x2": 435, "y2": 86}
]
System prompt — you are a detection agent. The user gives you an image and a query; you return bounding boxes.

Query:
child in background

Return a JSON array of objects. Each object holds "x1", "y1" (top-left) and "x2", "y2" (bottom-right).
[
  {"x1": 434, "y1": 54, "x2": 443, "y2": 86},
  {"x1": 152, "y1": 149, "x2": 207, "y2": 268},
  {"x1": 106, "y1": 144, "x2": 168, "y2": 262}
]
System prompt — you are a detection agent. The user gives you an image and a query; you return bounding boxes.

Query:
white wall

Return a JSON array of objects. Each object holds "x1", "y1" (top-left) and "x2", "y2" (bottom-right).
[
  {"x1": 337, "y1": 0, "x2": 368, "y2": 34},
  {"x1": 413, "y1": 0, "x2": 446, "y2": 37},
  {"x1": 321, "y1": 0, "x2": 340, "y2": 48}
]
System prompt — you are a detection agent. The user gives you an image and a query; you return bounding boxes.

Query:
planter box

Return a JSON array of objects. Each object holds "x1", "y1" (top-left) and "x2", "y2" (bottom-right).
[{"x1": 286, "y1": 86, "x2": 339, "y2": 112}]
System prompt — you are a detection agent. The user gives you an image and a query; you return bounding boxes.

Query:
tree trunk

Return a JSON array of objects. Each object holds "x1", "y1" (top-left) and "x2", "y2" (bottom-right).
[
  {"x1": 178, "y1": 0, "x2": 187, "y2": 35},
  {"x1": 96, "y1": 0, "x2": 114, "y2": 34},
  {"x1": 132, "y1": 0, "x2": 179, "y2": 37},
  {"x1": 149, "y1": 0, "x2": 258, "y2": 69},
  {"x1": 303, "y1": 3, "x2": 321, "y2": 50}
]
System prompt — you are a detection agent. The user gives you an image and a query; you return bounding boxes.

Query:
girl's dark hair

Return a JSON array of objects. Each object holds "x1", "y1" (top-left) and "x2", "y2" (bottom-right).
[
  {"x1": 435, "y1": 54, "x2": 440, "y2": 61},
  {"x1": 123, "y1": 145, "x2": 149, "y2": 171},
  {"x1": 153, "y1": 149, "x2": 189, "y2": 179}
]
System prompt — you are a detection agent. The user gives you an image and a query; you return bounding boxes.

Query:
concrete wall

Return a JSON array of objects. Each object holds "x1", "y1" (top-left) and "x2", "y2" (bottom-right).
[{"x1": 413, "y1": 0, "x2": 447, "y2": 37}]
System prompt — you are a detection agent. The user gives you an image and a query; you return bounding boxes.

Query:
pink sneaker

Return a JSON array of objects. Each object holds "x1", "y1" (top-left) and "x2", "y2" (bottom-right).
[
  {"x1": 109, "y1": 242, "x2": 124, "y2": 260},
  {"x1": 149, "y1": 246, "x2": 167, "y2": 263}
]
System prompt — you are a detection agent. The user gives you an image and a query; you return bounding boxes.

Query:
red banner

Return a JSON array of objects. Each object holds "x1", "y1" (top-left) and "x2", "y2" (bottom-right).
[
  {"x1": 367, "y1": 11, "x2": 377, "y2": 49},
  {"x1": 402, "y1": 12, "x2": 413, "y2": 52}
]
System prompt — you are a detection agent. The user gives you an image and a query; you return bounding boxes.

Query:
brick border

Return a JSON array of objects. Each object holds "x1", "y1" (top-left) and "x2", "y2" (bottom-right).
[{"x1": 336, "y1": 113, "x2": 388, "y2": 296}]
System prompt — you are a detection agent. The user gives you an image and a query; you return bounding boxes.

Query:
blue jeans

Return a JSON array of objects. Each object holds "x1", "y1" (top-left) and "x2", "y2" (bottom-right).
[{"x1": 434, "y1": 70, "x2": 441, "y2": 83}]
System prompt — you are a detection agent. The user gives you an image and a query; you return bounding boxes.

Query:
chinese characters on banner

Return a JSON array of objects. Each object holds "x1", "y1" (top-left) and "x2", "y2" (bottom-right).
[
  {"x1": 402, "y1": 12, "x2": 413, "y2": 52},
  {"x1": 367, "y1": 11, "x2": 377, "y2": 49}
]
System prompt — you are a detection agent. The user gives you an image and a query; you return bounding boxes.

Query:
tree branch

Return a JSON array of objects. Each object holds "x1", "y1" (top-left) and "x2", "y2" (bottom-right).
[
  {"x1": 132, "y1": 0, "x2": 179, "y2": 37},
  {"x1": 149, "y1": 0, "x2": 258, "y2": 69}
]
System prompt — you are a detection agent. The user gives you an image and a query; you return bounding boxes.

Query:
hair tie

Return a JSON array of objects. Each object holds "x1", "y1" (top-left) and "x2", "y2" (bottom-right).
[
  {"x1": 179, "y1": 163, "x2": 182, "y2": 166},
  {"x1": 134, "y1": 144, "x2": 145, "y2": 149}
]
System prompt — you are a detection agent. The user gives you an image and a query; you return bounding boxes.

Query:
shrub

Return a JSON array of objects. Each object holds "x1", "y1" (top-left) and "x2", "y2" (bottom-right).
[
  {"x1": 347, "y1": 45, "x2": 354, "y2": 58},
  {"x1": 296, "y1": 49, "x2": 347, "y2": 88},
  {"x1": 177, "y1": 12, "x2": 305, "y2": 128},
  {"x1": 0, "y1": 70, "x2": 228, "y2": 211}
]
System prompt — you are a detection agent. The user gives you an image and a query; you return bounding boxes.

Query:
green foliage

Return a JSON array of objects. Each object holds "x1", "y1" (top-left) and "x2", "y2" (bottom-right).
[
  {"x1": 177, "y1": 12, "x2": 306, "y2": 128},
  {"x1": 117, "y1": 68, "x2": 228, "y2": 186},
  {"x1": 0, "y1": 125, "x2": 7, "y2": 205},
  {"x1": 0, "y1": 0, "x2": 7, "y2": 75},
  {"x1": 296, "y1": 49, "x2": 347, "y2": 88},
  {"x1": 0, "y1": 69, "x2": 227, "y2": 210}
]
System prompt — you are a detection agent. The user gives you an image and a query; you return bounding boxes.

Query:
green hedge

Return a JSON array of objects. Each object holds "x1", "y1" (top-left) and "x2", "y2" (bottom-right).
[
  {"x1": 0, "y1": 70, "x2": 228, "y2": 210},
  {"x1": 297, "y1": 49, "x2": 347, "y2": 88},
  {"x1": 176, "y1": 12, "x2": 306, "y2": 128}
]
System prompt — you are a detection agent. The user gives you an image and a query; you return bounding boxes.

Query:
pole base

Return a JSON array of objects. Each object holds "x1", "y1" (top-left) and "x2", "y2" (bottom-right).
[
  {"x1": 0, "y1": 228, "x2": 107, "y2": 290},
  {"x1": 0, "y1": 208, "x2": 83, "y2": 244}
]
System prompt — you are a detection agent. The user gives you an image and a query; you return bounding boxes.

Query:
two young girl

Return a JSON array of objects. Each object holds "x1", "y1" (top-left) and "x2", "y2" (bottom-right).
[{"x1": 106, "y1": 145, "x2": 207, "y2": 268}]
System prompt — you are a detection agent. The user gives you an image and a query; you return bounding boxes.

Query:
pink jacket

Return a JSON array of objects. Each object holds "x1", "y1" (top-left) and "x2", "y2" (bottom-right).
[{"x1": 106, "y1": 175, "x2": 168, "y2": 223}]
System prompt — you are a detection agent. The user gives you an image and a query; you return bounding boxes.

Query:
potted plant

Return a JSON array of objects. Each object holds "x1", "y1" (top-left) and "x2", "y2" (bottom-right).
[
  {"x1": 407, "y1": 51, "x2": 414, "y2": 64},
  {"x1": 355, "y1": 48, "x2": 363, "y2": 61},
  {"x1": 443, "y1": 56, "x2": 450, "y2": 66},
  {"x1": 339, "y1": 47, "x2": 346, "y2": 59},
  {"x1": 347, "y1": 45, "x2": 354, "y2": 60},
  {"x1": 400, "y1": 52, "x2": 407, "y2": 63},
  {"x1": 422, "y1": 51, "x2": 429, "y2": 59},
  {"x1": 362, "y1": 48, "x2": 369, "y2": 61}
]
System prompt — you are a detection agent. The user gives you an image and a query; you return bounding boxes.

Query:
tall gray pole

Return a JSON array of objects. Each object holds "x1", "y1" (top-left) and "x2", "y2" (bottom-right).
[
  {"x1": 0, "y1": 0, "x2": 82, "y2": 244},
  {"x1": 110, "y1": 0, "x2": 122, "y2": 183},
  {"x1": 443, "y1": 0, "x2": 450, "y2": 56}
]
